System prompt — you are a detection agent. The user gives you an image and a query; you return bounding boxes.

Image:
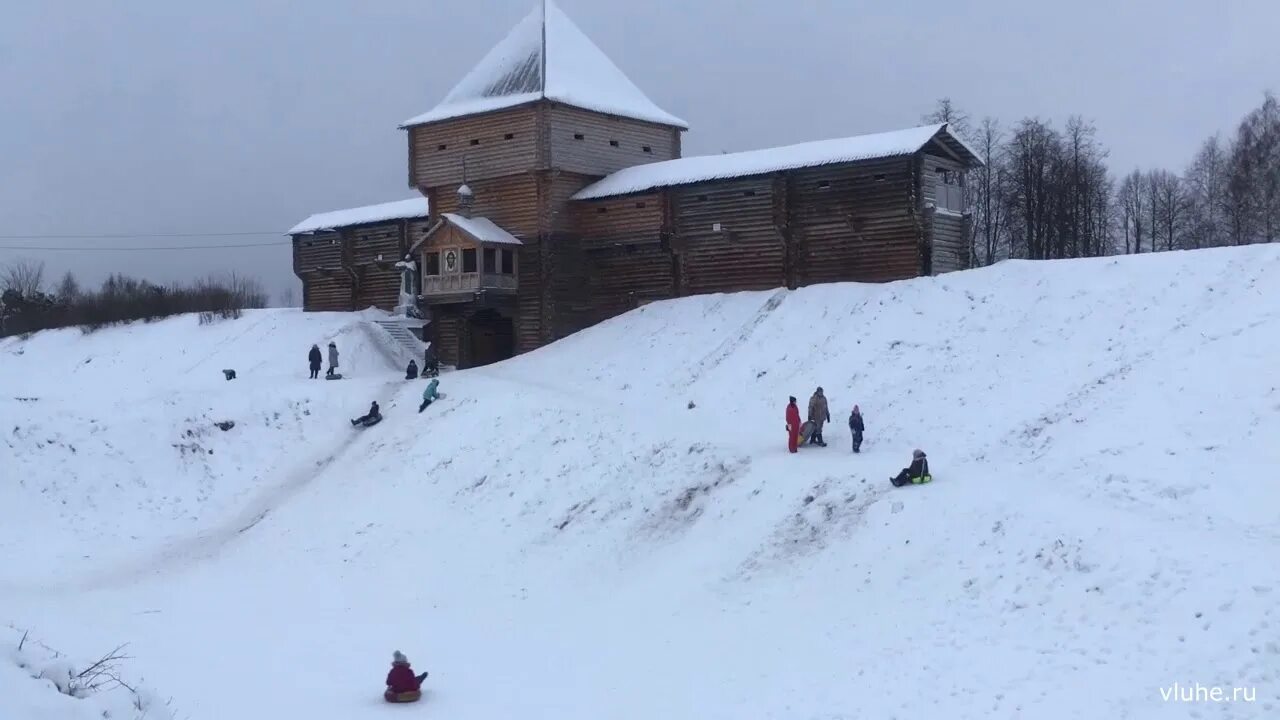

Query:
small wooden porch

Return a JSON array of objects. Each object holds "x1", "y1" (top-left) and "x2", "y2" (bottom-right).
[{"x1": 413, "y1": 211, "x2": 524, "y2": 367}]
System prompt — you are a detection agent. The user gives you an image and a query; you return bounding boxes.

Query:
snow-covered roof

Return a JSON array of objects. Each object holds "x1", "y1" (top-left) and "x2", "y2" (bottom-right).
[
  {"x1": 399, "y1": 0, "x2": 686, "y2": 130},
  {"x1": 289, "y1": 198, "x2": 429, "y2": 235},
  {"x1": 441, "y1": 213, "x2": 524, "y2": 245},
  {"x1": 574, "y1": 124, "x2": 981, "y2": 200}
]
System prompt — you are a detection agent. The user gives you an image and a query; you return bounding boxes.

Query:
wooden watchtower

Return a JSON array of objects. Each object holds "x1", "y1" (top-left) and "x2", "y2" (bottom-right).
[{"x1": 400, "y1": 0, "x2": 686, "y2": 368}]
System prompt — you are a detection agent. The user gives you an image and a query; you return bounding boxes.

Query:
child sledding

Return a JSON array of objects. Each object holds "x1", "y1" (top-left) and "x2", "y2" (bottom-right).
[
  {"x1": 890, "y1": 449, "x2": 931, "y2": 487},
  {"x1": 384, "y1": 650, "x2": 427, "y2": 703},
  {"x1": 351, "y1": 401, "x2": 382, "y2": 428}
]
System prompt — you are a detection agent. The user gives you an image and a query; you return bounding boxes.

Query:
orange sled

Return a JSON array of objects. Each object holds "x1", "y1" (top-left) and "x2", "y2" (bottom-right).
[{"x1": 384, "y1": 689, "x2": 422, "y2": 703}]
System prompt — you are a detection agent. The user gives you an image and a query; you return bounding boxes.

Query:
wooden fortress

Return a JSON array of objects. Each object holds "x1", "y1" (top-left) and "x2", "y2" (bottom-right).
[{"x1": 291, "y1": 1, "x2": 981, "y2": 368}]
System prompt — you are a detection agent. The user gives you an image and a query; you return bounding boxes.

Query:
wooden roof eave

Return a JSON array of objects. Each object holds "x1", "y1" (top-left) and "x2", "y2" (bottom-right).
[
  {"x1": 412, "y1": 216, "x2": 524, "y2": 250},
  {"x1": 408, "y1": 217, "x2": 450, "y2": 254},
  {"x1": 930, "y1": 129, "x2": 984, "y2": 168}
]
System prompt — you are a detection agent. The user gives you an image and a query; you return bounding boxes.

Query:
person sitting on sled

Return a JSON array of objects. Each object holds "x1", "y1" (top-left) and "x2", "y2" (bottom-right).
[
  {"x1": 385, "y1": 650, "x2": 427, "y2": 701},
  {"x1": 351, "y1": 401, "x2": 381, "y2": 426},
  {"x1": 406, "y1": 359, "x2": 419, "y2": 380},
  {"x1": 891, "y1": 449, "x2": 931, "y2": 487},
  {"x1": 418, "y1": 378, "x2": 440, "y2": 413}
]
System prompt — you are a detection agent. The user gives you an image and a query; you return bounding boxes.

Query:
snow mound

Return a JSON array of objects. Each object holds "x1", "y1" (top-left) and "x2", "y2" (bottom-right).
[
  {"x1": 2, "y1": 627, "x2": 174, "y2": 720},
  {"x1": 0, "y1": 309, "x2": 400, "y2": 587},
  {"x1": 5, "y1": 246, "x2": 1280, "y2": 719}
]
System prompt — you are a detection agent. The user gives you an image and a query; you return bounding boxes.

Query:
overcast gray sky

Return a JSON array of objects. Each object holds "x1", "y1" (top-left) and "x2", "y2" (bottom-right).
[{"x1": 3, "y1": 0, "x2": 1277, "y2": 303}]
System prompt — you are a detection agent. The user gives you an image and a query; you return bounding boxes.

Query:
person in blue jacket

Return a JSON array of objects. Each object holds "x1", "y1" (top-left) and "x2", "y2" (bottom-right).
[{"x1": 418, "y1": 378, "x2": 440, "y2": 413}]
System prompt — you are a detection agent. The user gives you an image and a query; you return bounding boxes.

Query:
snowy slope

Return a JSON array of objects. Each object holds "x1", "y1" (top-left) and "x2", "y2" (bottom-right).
[
  {"x1": 1, "y1": 309, "x2": 401, "y2": 587},
  {"x1": 4, "y1": 247, "x2": 1279, "y2": 719}
]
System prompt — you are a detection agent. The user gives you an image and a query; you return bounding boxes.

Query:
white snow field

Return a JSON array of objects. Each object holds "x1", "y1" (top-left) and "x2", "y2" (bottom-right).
[{"x1": 3, "y1": 247, "x2": 1278, "y2": 719}]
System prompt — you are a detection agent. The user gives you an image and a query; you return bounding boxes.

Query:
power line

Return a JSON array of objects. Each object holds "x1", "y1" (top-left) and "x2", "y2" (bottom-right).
[
  {"x1": 0, "y1": 240, "x2": 291, "y2": 252},
  {"x1": 0, "y1": 231, "x2": 283, "y2": 239}
]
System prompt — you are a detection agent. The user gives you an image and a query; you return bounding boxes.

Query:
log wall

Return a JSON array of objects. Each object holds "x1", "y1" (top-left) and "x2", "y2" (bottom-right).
[
  {"x1": 573, "y1": 192, "x2": 665, "y2": 250},
  {"x1": 925, "y1": 209, "x2": 969, "y2": 273},
  {"x1": 294, "y1": 232, "x2": 353, "y2": 311},
  {"x1": 920, "y1": 152, "x2": 970, "y2": 274},
  {"x1": 430, "y1": 306, "x2": 464, "y2": 368},
  {"x1": 673, "y1": 176, "x2": 784, "y2": 295},
  {"x1": 791, "y1": 158, "x2": 922, "y2": 285},
  {"x1": 585, "y1": 244, "x2": 675, "y2": 323},
  {"x1": 542, "y1": 172, "x2": 595, "y2": 340},
  {"x1": 427, "y1": 173, "x2": 540, "y2": 238},
  {"x1": 546, "y1": 104, "x2": 680, "y2": 176},
  {"x1": 408, "y1": 106, "x2": 539, "y2": 190},
  {"x1": 350, "y1": 221, "x2": 406, "y2": 310}
]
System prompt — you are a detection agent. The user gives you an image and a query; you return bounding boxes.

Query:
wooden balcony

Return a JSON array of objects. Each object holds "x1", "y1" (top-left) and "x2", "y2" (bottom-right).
[{"x1": 422, "y1": 272, "x2": 517, "y2": 303}]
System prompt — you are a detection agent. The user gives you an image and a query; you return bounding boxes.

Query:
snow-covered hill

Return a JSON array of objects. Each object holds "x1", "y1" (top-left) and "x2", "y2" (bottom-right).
[{"x1": 3, "y1": 247, "x2": 1278, "y2": 719}]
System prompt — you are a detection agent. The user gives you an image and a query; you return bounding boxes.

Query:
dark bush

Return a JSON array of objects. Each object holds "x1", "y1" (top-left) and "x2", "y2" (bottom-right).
[{"x1": 0, "y1": 272, "x2": 267, "y2": 337}]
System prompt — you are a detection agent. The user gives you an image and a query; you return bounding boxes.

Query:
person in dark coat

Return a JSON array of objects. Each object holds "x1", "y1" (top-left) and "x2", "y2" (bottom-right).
[
  {"x1": 785, "y1": 396, "x2": 802, "y2": 454},
  {"x1": 385, "y1": 650, "x2": 427, "y2": 697},
  {"x1": 807, "y1": 387, "x2": 830, "y2": 446},
  {"x1": 351, "y1": 401, "x2": 382, "y2": 427},
  {"x1": 891, "y1": 449, "x2": 931, "y2": 487},
  {"x1": 849, "y1": 405, "x2": 865, "y2": 453},
  {"x1": 308, "y1": 344, "x2": 322, "y2": 379},
  {"x1": 406, "y1": 359, "x2": 419, "y2": 380},
  {"x1": 423, "y1": 344, "x2": 439, "y2": 377}
]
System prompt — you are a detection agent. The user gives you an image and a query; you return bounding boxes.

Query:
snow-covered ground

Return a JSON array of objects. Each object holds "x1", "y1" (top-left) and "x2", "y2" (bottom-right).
[{"x1": 3, "y1": 247, "x2": 1278, "y2": 719}]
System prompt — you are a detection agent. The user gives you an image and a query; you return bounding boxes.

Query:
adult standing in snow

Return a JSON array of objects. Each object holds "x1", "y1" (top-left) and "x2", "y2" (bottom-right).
[
  {"x1": 308, "y1": 344, "x2": 322, "y2": 379},
  {"x1": 807, "y1": 387, "x2": 830, "y2": 446},
  {"x1": 326, "y1": 341, "x2": 339, "y2": 377},
  {"x1": 786, "y1": 396, "x2": 802, "y2": 454},
  {"x1": 890, "y1": 449, "x2": 931, "y2": 487},
  {"x1": 849, "y1": 405, "x2": 865, "y2": 453}
]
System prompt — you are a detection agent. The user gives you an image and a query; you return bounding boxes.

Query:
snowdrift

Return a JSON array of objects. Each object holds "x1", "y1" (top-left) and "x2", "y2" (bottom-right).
[
  {"x1": 0, "y1": 309, "x2": 400, "y2": 586},
  {"x1": 3, "y1": 247, "x2": 1278, "y2": 719},
  {"x1": 1, "y1": 626, "x2": 174, "y2": 720}
]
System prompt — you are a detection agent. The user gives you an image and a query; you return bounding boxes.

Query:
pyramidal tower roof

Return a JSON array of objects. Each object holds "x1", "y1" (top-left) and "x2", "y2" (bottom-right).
[{"x1": 400, "y1": 0, "x2": 687, "y2": 129}]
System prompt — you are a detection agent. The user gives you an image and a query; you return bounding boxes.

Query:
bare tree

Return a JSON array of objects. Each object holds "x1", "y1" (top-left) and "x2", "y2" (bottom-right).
[
  {"x1": 1240, "y1": 92, "x2": 1280, "y2": 243},
  {"x1": 1116, "y1": 171, "x2": 1146, "y2": 254},
  {"x1": 922, "y1": 97, "x2": 971, "y2": 140},
  {"x1": 2, "y1": 258, "x2": 45, "y2": 296},
  {"x1": 55, "y1": 271, "x2": 81, "y2": 302},
  {"x1": 1149, "y1": 169, "x2": 1188, "y2": 250},
  {"x1": 1004, "y1": 118, "x2": 1061, "y2": 259},
  {"x1": 972, "y1": 117, "x2": 1007, "y2": 265},
  {"x1": 1184, "y1": 135, "x2": 1228, "y2": 249},
  {"x1": 279, "y1": 286, "x2": 296, "y2": 307}
]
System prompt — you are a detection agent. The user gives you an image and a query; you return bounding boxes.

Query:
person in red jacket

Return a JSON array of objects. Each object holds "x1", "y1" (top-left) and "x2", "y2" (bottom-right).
[
  {"x1": 786, "y1": 396, "x2": 802, "y2": 453},
  {"x1": 385, "y1": 650, "x2": 427, "y2": 699}
]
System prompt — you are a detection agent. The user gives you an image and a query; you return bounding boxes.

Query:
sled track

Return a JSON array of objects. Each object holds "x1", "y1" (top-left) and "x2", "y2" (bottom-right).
[
  {"x1": 680, "y1": 289, "x2": 788, "y2": 387},
  {"x1": 23, "y1": 379, "x2": 403, "y2": 595}
]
